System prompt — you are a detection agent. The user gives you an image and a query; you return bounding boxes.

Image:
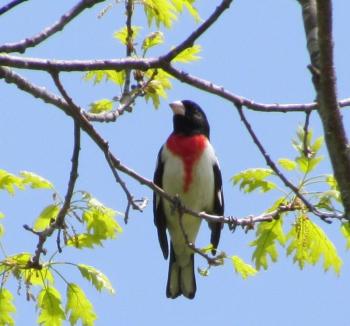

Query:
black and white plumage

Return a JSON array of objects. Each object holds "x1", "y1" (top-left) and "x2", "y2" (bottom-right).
[{"x1": 153, "y1": 100, "x2": 224, "y2": 299}]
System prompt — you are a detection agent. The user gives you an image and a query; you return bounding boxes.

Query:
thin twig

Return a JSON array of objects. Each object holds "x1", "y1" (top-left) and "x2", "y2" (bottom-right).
[
  {"x1": 56, "y1": 121, "x2": 81, "y2": 252},
  {"x1": 105, "y1": 151, "x2": 148, "y2": 224},
  {"x1": 0, "y1": 0, "x2": 28, "y2": 16},
  {"x1": 177, "y1": 205, "x2": 222, "y2": 267},
  {"x1": 84, "y1": 71, "x2": 157, "y2": 122},
  {"x1": 0, "y1": 0, "x2": 105, "y2": 53},
  {"x1": 122, "y1": 0, "x2": 134, "y2": 99},
  {"x1": 303, "y1": 110, "x2": 312, "y2": 158},
  {"x1": 24, "y1": 119, "x2": 80, "y2": 268}
]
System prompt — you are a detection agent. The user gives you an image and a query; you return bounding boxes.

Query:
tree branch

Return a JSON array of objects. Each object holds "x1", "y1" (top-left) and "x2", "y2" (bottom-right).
[
  {"x1": 1, "y1": 54, "x2": 350, "y2": 113},
  {"x1": 0, "y1": 0, "x2": 28, "y2": 16},
  {"x1": 160, "y1": 0, "x2": 233, "y2": 62},
  {"x1": 0, "y1": 0, "x2": 106, "y2": 53},
  {"x1": 315, "y1": 0, "x2": 350, "y2": 218},
  {"x1": 0, "y1": 65, "x2": 322, "y2": 234},
  {"x1": 0, "y1": 54, "x2": 158, "y2": 71},
  {"x1": 235, "y1": 103, "x2": 342, "y2": 222},
  {"x1": 163, "y1": 64, "x2": 350, "y2": 112},
  {"x1": 24, "y1": 119, "x2": 80, "y2": 268}
]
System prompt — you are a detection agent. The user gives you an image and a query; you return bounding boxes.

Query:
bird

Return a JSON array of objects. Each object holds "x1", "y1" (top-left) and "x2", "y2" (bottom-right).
[{"x1": 153, "y1": 99, "x2": 224, "y2": 299}]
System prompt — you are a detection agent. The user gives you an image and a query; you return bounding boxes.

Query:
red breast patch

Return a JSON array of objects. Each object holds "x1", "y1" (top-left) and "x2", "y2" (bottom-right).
[{"x1": 166, "y1": 134, "x2": 207, "y2": 192}]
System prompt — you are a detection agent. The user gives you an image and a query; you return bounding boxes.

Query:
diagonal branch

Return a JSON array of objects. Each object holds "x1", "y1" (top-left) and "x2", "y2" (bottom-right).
[
  {"x1": 0, "y1": 0, "x2": 106, "y2": 53},
  {"x1": 163, "y1": 64, "x2": 350, "y2": 112},
  {"x1": 160, "y1": 0, "x2": 233, "y2": 62},
  {"x1": 235, "y1": 103, "x2": 342, "y2": 222},
  {"x1": 0, "y1": 0, "x2": 28, "y2": 16}
]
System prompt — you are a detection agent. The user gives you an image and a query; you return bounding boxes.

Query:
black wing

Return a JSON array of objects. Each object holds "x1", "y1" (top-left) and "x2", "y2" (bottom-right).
[
  {"x1": 209, "y1": 162, "x2": 224, "y2": 253},
  {"x1": 153, "y1": 147, "x2": 169, "y2": 259}
]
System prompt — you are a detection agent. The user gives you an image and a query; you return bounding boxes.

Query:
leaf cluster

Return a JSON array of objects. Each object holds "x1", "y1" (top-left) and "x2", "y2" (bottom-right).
[
  {"x1": 0, "y1": 171, "x2": 118, "y2": 325},
  {"x1": 232, "y1": 127, "x2": 345, "y2": 275},
  {"x1": 84, "y1": 1, "x2": 202, "y2": 110}
]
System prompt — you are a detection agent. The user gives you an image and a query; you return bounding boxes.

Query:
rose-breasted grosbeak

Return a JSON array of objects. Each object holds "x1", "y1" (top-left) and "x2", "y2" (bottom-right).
[{"x1": 153, "y1": 100, "x2": 224, "y2": 299}]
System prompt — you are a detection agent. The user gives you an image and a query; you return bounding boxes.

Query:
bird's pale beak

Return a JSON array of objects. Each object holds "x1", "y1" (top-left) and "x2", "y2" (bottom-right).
[{"x1": 169, "y1": 101, "x2": 185, "y2": 116}]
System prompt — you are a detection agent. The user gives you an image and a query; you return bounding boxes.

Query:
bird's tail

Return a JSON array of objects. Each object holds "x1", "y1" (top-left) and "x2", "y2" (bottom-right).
[{"x1": 166, "y1": 243, "x2": 196, "y2": 299}]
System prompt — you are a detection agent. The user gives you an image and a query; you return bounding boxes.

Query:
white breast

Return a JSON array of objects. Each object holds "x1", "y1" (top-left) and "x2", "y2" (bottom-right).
[{"x1": 160, "y1": 142, "x2": 217, "y2": 260}]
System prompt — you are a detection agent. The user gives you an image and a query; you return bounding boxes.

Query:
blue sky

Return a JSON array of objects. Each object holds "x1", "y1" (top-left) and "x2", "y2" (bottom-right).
[{"x1": 1, "y1": 0, "x2": 350, "y2": 325}]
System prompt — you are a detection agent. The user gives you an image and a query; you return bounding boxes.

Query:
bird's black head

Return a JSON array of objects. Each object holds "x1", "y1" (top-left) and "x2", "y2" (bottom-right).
[{"x1": 170, "y1": 100, "x2": 210, "y2": 138}]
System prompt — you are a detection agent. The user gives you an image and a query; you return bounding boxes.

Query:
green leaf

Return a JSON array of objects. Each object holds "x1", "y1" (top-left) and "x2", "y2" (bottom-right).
[
  {"x1": 200, "y1": 244, "x2": 214, "y2": 255},
  {"x1": 22, "y1": 267, "x2": 55, "y2": 287},
  {"x1": 37, "y1": 287, "x2": 65, "y2": 326},
  {"x1": 67, "y1": 233, "x2": 100, "y2": 249},
  {"x1": 143, "y1": 0, "x2": 177, "y2": 28},
  {"x1": 142, "y1": 31, "x2": 164, "y2": 54},
  {"x1": 0, "y1": 289, "x2": 16, "y2": 326},
  {"x1": 84, "y1": 206, "x2": 121, "y2": 239},
  {"x1": 250, "y1": 218, "x2": 286, "y2": 270},
  {"x1": 34, "y1": 204, "x2": 60, "y2": 231},
  {"x1": 171, "y1": 0, "x2": 201, "y2": 21},
  {"x1": 89, "y1": 99, "x2": 113, "y2": 114},
  {"x1": 197, "y1": 267, "x2": 210, "y2": 277},
  {"x1": 113, "y1": 26, "x2": 141, "y2": 45},
  {"x1": 231, "y1": 256, "x2": 258, "y2": 279},
  {"x1": 0, "y1": 169, "x2": 24, "y2": 195},
  {"x1": 232, "y1": 168, "x2": 276, "y2": 193},
  {"x1": 308, "y1": 156, "x2": 323, "y2": 172},
  {"x1": 326, "y1": 175, "x2": 339, "y2": 191},
  {"x1": 84, "y1": 70, "x2": 125, "y2": 86},
  {"x1": 315, "y1": 190, "x2": 341, "y2": 211},
  {"x1": 5, "y1": 252, "x2": 32, "y2": 268},
  {"x1": 20, "y1": 171, "x2": 53, "y2": 189},
  {"x1": 172, "y1": 44, "x2": 201, "y2": 63},
  {"x1": 296, "y1": 156, "x2": 323, "y2": 174},
  {"x1": 144, "y1": 69, "x2": 172, "y2": 108},
  {"x1": 68, "y1": 197, "x2": 122, "y2": 249},
  {"x1": 287, "y1": 215, "x2": 342, "y2": 274},
  {"x1": 278, "y1": 158, "x2": 297, "y2": 171},
  {"x1": 66, "y1": 283, "x2": 96, "y2": 326},
  {"x1": 311, "y1": 136, "x2": 324, "y2": 153},
  {"x1": 341, "y1": 223, "x2": 350, "y2": 250},
  {"x1": 77, "y1": 264, "x2": 115, "y2": 294}
]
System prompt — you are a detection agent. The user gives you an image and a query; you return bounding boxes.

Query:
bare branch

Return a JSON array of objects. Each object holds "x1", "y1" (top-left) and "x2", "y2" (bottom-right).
[
  {"x1": 0, "y1": 66, "x2": 344, "y2": 237},
  {"x1": 297, "y1": 0, "x2": 320, "y2": 68},
  {"x1": 0, "y1": 54, "x2": 158, "y2": 71},
  {"x1": 24, "y1": 118, "x2": 81, "y2": 268},
  {"x1": 0, "y1": 0, "x2": 106, "y2": 53},
  {"x1": 0, "y1": 0, "x2": 28, "y2": 16},
  {"x1": 316, "y1": 0, "x2": 350, "y2": 218},
  {"x1": 163, "y1": 64, "x2": 350, "y2": 112},
  {"x1": 235, "y1": 103, "x2": 342, "y2": 222},
  {"x1": 302, "y1": 110, "x2": 312, "y2": 157},
  {"x1": 1, "y1": 55, "x2": 350, "y2": 113},
  {"x1": 122, "y1": 0, "x2": 134, "y2": 99},
  {"x1": 160, "y1": 0, "x2": 233, "y2": 62},
  {"x1": 85, "y1": 71, "x2": 157, "y2": 122}
]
